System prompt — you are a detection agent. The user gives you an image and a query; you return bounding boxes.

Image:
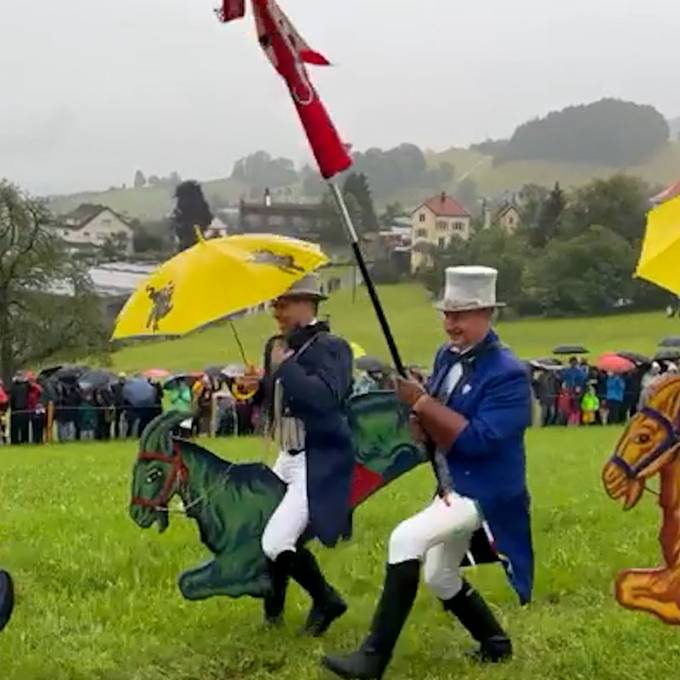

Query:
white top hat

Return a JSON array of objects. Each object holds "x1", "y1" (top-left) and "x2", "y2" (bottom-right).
[{"x1": 435, "y1": 266, "x2": 505, "y2": 313}]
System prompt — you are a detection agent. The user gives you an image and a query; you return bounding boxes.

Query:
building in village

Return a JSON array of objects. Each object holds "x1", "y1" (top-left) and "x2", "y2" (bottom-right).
[
  {"x1": 237, "y1": 189, "x2": 326, "y2": 240},
  {"x1": 57, "y1": 204, "x2": 135, "y2": 254},
  {"x1": 490, "y1": 202, "x2": 522, "y2": 234},
  {"x1": 410, "y1": 192, "x2": 472, "y2": 272}
]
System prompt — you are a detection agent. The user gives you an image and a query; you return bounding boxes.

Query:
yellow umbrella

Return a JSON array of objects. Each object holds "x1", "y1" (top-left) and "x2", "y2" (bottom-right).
[
  {"x1": 636, "y1": 195, "x2": 680, "y2": 295},
  {"x1": 350, "y1": 342, "x2": 367, "y2": 360},
  {"x1": 112, "y1": 233, "x2": 328, "y2": 340}
]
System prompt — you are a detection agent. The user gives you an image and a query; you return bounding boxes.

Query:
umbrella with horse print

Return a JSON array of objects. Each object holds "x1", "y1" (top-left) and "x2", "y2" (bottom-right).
[{"x1": 112, "y1": 233, "x2": 328, "y2": 340}]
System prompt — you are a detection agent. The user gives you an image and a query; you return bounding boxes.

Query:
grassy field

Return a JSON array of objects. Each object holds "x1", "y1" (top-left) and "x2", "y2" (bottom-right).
[
  {"x1": 110, "y1": 283, "x2": 679, "y2": 374},
  {"x1": 0, "y1": 427, "x2": 678, "y2": 679}
]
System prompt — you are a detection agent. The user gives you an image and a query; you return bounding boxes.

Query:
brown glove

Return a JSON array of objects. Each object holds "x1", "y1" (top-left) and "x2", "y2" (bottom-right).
[{"x1": 412, "y1": 395, "x2": 468, "y2": 452}]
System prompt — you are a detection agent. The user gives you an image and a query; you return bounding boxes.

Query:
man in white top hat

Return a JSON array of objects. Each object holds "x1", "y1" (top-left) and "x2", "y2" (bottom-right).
[
  {"x1": 323, "y1": 266, "x2": 534, "y2": 679},
  {"x1": 239, "y1": 273, "x2": 355, "y2": 636}
]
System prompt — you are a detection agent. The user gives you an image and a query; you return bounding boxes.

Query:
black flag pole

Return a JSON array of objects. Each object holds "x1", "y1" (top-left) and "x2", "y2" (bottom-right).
[{"x1": 328, "y1": 182, "x2": 453, "y2": 497}]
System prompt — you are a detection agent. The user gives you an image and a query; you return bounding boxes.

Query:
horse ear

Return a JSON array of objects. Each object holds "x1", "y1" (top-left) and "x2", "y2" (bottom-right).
[
  {"x1": 140, "y1": 411, "x2": 188, "y2": 453},
  {"x1": 648, "y1": 376, "x2": 680, "y2": 419}
]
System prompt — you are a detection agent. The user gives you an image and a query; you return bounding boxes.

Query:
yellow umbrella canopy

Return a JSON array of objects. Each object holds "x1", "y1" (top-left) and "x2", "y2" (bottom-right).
[
  {"x1": 636, "y1": 195, "x2": 680, "y2": 296},
  {"x1": 350, "y1": 342, "x2": 367, "y2": 360},
  {"x1": 112, "y1": 233, "x2": 328, "y2": 340}
]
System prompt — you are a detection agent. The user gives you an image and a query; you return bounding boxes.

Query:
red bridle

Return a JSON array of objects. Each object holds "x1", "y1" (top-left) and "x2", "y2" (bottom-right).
[{"x1": 131, "y1": 441, "x2": 188, "y2": 510}]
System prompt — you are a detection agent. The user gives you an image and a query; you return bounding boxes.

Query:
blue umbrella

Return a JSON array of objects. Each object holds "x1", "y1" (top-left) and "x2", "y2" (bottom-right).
[{"x1": 123, "y1": 378, "x2": 156, "y2": 407}]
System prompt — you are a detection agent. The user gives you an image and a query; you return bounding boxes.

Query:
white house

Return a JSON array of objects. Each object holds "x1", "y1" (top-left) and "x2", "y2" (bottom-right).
[
  {"x1": 58, "y1": 204, "x2": 134, "y2": 254},
  {"x1": 410, "y1": 192, "x2": 472, "y2": 272}
]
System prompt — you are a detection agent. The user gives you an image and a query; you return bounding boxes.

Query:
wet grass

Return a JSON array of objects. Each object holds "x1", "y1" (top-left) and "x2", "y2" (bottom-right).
[{"x1": 0, "y1": 427, "x2": 676, "y2": 679}]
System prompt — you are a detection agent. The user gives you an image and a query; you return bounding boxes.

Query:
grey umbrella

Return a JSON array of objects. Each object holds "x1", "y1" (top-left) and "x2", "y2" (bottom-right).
[
  {"x1": 53, "y1": 365, "x2": 87, "y2": 383},
  {"x1": 659, "y1": 336, "x2": 680, "y2": 348},
  {"x1": 553, "y1": 345, "x2": 589, "y2": 356},
  {"x1": 78, "y1": 369, "x2": 115, "y2": 390},
  {"x1": 654, "y1": 348, "x2": 680, "y2": 362},
  {"x1": 356, "y1": 356, "x2": 389, "y2": 373},
  {"x1": 123, "y1": 378, "x2": 156, "y2": 407},
  {"x1": 616, "y1": 351, "x2": 651, "y2": 366}
]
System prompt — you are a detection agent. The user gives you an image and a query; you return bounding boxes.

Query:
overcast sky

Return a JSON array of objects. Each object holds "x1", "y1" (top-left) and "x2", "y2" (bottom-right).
[{"x1": 2, "y1": 0, "x2": 679, "y2": 195}]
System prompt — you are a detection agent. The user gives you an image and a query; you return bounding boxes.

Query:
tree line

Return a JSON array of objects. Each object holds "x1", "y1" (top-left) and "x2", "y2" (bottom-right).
[
  {"x1": 472, "y1": 99, "x2": 670, "y2": 168},
  {"x1": 417, "y1": 175, "x2": 667, "y2": 317}
]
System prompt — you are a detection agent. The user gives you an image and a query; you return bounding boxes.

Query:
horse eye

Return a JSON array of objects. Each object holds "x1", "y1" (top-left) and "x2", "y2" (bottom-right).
[
  {"x1": 635, "y1": 433, "x2": 651, "y2": 445},
  {"x1": 146, "y1": 469, "x2": 162, "y2": 484}
]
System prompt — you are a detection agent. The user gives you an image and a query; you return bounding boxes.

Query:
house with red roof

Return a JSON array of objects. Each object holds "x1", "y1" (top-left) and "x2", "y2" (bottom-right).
[{"x1": 410, "y1": 192, "x2": 471, "y2": 271}]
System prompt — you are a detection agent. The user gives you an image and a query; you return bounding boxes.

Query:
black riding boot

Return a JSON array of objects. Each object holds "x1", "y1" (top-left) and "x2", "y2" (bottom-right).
[
  {"x1": 322, "y1": 560, "x2": 420, "y2": 680},
  {"x1": 0, "y1": 569, "x2": 14, "y2": 632},
  {"x1": 442, "y1": 579, "x2": 512, "y2": 663},
  {"x1": 263, "y1": 558, "x2": 289, "y2": 626},
  {"x1": 288, "y1": 547, "x2": 347, "y2": 637}
]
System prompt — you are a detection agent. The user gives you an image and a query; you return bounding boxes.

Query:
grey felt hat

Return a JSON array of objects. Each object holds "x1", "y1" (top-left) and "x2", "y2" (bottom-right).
[{"x1": 277, "y1": 273, "x2": 328, "y2": 301}]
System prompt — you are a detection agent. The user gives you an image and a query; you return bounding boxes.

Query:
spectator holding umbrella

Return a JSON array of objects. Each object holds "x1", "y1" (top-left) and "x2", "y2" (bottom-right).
[
  {"x1": 639, "y1": 362, "x2": 662, "y2": 409},
  {"x1": 111, "y1": 373, "x2": 129, "y2": 439},
  {"x1": 93, "y1": 387, "x2": 114, "y2": 441},
  {"x1": 79, "y1": 390, "x2": 97, "y2": 440},
  {"x1": 27, "y1": 377, "x2": 45, "y2": 444},
  {"x1": 0, "y1": 380, "x2": 8, "y2": 444},
  {"x1": 194, "y1": 375, "x2": 214, "y2": 436},
  {"x1": 167, "y1": 377, "x2": 192, "y2": 413},
  {"x1": 9, "y1": 374, "x2": 31, "y2": 445},
  {"x1": 605, "y1": 372, "x2": 626, "y2": 424},
  {"x1": 581, "y1": 385, "x2": 600, "y2": 425}
]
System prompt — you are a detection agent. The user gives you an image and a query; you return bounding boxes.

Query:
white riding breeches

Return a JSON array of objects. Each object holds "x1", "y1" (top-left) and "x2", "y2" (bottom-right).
[
  {"x1": 261, "y1": 451, "x2": 309, "y2": 560},
  {"x1": 388, "y1": 492, "x2": 483, "y2": 600}
]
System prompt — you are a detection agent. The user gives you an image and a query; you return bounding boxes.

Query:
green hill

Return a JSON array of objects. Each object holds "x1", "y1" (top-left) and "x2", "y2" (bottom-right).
[
  {"x1": 47, "y1": 176, "x2": 249, "y2": 221},
  {"x1": 427, "y1": 141, "x2": 680, "y2": 197},
  {"x1": 47, "y1": 142, "x2": 680, "y2": 221}
]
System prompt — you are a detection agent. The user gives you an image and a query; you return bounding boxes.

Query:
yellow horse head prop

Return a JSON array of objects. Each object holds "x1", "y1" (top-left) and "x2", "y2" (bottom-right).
[{"x1": 602, "y1": 375, "x2": 680, "y2": 624}]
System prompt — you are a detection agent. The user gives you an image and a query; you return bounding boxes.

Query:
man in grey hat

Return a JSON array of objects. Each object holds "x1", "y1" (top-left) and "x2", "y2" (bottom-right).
[
  {"x1": 323, "y1": 266, "x2": 534, "y2": 679},
  {"x1": 239, "y1": 273, "x2": 354, "y2": 636}
]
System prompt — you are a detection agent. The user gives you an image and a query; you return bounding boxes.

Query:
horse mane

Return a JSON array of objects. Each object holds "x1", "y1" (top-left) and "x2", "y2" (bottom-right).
[
  {"x1": 643, "y1": 375, "x2": 680, "y2": 418},
  {"x1": 139, "y1": 410, "x2": 233, "y2": 469},
  {"x1": 139, "y1": 411, "x2": 190, "y2": 455}
]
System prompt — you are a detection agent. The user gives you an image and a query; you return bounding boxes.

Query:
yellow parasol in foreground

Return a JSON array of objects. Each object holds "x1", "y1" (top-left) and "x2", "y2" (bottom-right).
[
  {"x1": 349, "y1": 342, "x2": 367, "y2": 360},
  {"x1": 636, "y1": 195, "x2": 680, "y2": 296},
  {"x1": 112, "y1": 233, "x2": 328, "y2": 340}
]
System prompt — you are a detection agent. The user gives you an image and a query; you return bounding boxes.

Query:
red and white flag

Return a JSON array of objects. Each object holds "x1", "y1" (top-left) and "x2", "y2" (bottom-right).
[
  {"x1": 216, "y1": 0, "x2": 246, "y2": 22},
  {"x1": 218, "y1": 0, "x2": 352, "y2": 180}
]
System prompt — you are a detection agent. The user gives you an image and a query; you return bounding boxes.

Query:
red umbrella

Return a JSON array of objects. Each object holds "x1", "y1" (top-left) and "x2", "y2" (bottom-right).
[
  {"x1": 597, "y1": 353, "x2": 635, "y2": 374},
  {"x1": 143, "y1": 368, "x2": 171, "y2": 379}
]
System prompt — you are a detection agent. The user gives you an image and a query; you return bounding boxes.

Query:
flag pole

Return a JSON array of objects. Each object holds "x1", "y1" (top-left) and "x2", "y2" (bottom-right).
[
  {"x1": 328, "y1": 181, "x2": 453, "y2": 497},
  {"x1": 329, "y1": 181, "x2": 406, "y2": 375}
]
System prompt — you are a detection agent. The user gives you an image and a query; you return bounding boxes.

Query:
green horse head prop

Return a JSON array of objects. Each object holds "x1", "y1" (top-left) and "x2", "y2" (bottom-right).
[{"x1": 130, "y1": 393, "x2": 426, "y2": 601}]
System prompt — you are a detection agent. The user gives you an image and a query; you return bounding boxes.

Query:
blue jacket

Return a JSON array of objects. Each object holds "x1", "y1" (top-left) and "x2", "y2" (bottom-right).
[
  {"x1": 562, "y1": 366, "x2": 586, "y2": 390},
  {"x1": 275, "y1": 330, "x2": 355, "y2": 547},
  {"x1": 429, "y1": 331, "x2": 534, "y2": 604},
  {"x1": 606, "y1": 374, "x2": 625, "y2": 402}
]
